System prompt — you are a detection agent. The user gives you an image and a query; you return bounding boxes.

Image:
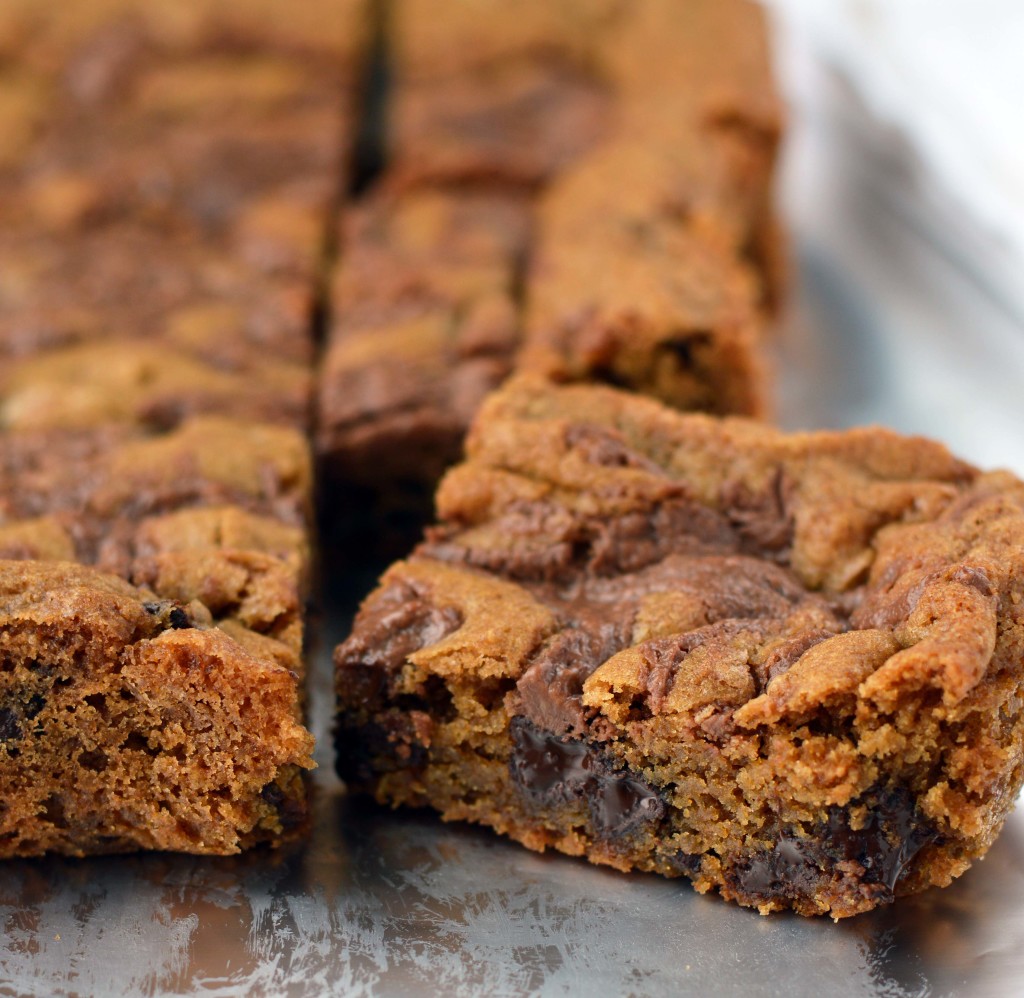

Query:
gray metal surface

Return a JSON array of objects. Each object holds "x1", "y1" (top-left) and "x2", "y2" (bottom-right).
[
  {"x1": 4, "y1": 75, "x2": 1024, "y2": 998},
  {"x1": 5, "y1": 780, "x2": 1024, "y2": 997}
]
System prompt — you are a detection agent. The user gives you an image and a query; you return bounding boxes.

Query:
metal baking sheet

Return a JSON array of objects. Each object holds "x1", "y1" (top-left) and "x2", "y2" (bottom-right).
[{"x1": 4, "y1": 69, "x2": 1024, "y2": 998}]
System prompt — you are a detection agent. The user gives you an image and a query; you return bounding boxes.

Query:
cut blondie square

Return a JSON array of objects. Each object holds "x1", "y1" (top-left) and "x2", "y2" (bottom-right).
[
  {"x1": 335, "y1": 377, "x2": 1024, "y2": 917},
  {"x1": 0, "y1": 561, "x2": 313, "y2": 857}
]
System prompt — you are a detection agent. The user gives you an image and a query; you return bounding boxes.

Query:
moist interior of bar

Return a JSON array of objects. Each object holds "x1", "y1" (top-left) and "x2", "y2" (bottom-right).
[{"x1": 0, "y1": 562, "x2": 314, "y2": 857}]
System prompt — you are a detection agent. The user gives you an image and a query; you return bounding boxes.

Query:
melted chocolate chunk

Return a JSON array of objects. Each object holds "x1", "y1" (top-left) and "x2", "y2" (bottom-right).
[
  {"x1": 723, "y1": 469, "x2": 795, "y2": 557},
  {"x1": 734, "y1": 788, "x2": 938, "y2": 905},
  {"x1": 509, "y1": 717, "x2": 664, "y2": 840},
  {"x1": 339, "y1": 581, "x2": 463, "y2": 681},
  {"x1": 515, "y1": 628, "x2": 619, "y2": 737},
  {"x1": 951, "y1": 564, "x2": 994, "y2": 597},
  {"x1": 0, "y1": 708, "x2": 21, "y2": 744}
]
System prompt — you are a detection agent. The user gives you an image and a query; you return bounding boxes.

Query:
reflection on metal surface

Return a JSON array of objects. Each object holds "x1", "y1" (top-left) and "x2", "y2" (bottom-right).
[{"x1": 3, "y1": 785, "x2": 1024, "y2": 996}]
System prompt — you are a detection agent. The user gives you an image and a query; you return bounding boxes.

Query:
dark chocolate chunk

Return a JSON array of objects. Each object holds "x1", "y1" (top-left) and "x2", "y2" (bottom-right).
[
  {"x1": 141, "y1": 600, "x2": 194, "y2": 631},
  {"x1": 509, "y1": 717, "x2": 664, "y2": 840},
  {"x1": 258, "y1": 781, "x2": 306, "y2": 832},
  {"x1": 734, "y1": 788, "x2": 938, "y2": 905}
]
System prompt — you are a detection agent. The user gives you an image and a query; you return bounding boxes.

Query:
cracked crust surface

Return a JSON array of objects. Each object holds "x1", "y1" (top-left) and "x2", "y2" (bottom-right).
[{"x1": 336, "y1": 377, "x2": 1024, "y2": 917}]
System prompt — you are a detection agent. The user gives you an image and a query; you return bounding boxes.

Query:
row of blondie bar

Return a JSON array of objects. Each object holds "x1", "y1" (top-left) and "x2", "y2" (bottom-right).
[
  {"x1": 0, "y1": 0, "x2": 366, "y2": 853},
  {"x1": 0, "y1": 0, "x2": 777, "y2": 856},
  {"x1": 318, "y1": 0, "x2": 782, "y2": 525},
  {"x1": 2, "y1": 0, "x2": 1023, "y2": 922}
]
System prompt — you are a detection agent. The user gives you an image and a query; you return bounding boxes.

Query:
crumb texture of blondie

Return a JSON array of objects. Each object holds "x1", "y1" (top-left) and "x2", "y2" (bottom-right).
[
  {"x1": 0, "y1": 561, "x2": 314, "y2": 857},
  {"x1": 336, "y1": 377, "x2": 1024, "y2": 918}
]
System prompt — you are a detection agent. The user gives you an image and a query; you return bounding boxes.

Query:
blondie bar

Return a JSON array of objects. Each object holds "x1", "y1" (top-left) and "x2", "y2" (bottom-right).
[
  {"x1": 0, "y1": 560, "x2": 313, "y2": 857},
  {"x1": 0, "y1": 0, "x2": 369, "y2": 856},
  {"x1": 336, "y1": 378, "x2": 1024, "y2": 917},
  {"x1": 318, "y1": 188, "x2": 529, "y2": 528}
]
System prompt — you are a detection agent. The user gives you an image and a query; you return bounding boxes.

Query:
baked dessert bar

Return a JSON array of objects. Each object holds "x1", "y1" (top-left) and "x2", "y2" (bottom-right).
[
  {"x1": 0, "y1": 0, "x2": 369, "y2": 856},
  {"x1": 0, "y1": 560, "x2": 313, "y2": 857},
  {"x1": 317, "y1": 0, "x2": 780, "y2": 548},
  {"x1": 0, "y1": 418, "x2": 315, "y2": 860},
  {"x1": 335, "y1": 377, "x2": 1024, "y2": 917}
]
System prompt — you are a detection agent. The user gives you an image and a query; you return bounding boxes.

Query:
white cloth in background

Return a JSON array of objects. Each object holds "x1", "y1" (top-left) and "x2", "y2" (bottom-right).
[{"x1": 766, "y1": 0, "x2": 1024, "y2": 320}]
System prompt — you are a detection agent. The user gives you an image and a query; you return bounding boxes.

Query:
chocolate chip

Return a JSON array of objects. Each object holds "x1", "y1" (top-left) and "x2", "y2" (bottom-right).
[
  {"x1": 509, "y1": 717, "x2": 665, "y2": 841},
  {"x1": 142, "y1": 600, "x2": 193, "y2": 630},
  {"x1": 0, "y1": 708, "x2": 21, "y2": 744},
  {"x1": 259, "y1": 781, "x2": 306, "y2": 831},
  {"x1": 659, "y1": 331, "x2": 712, "y2": 370},
  {"x1": 24, "y1": 694, "x2": 46, "y2": 720},
  {"x1": 668, "y1": 850, "x2": 703, "y2": 877}
]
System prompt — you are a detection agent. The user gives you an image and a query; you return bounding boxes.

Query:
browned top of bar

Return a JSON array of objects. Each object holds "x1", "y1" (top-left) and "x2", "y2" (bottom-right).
[
  {"x1": 518, "y1": 138, "x2": 768, "y2": 416},
  {"x1": 0, "y1": 418, "x2": 310, "y2": 558},
  {"x1": 387, "y1": 0, "x2": 779, "y2": 190},
  {"x1": 344, "y1": 376, "x2": 1024, "y2": 752}
]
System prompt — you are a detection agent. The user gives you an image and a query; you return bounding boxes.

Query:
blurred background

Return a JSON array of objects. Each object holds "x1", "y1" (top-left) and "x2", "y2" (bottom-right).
[{"x1": 766, "y1": 0, "x2": 1024, "y2": 473}]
